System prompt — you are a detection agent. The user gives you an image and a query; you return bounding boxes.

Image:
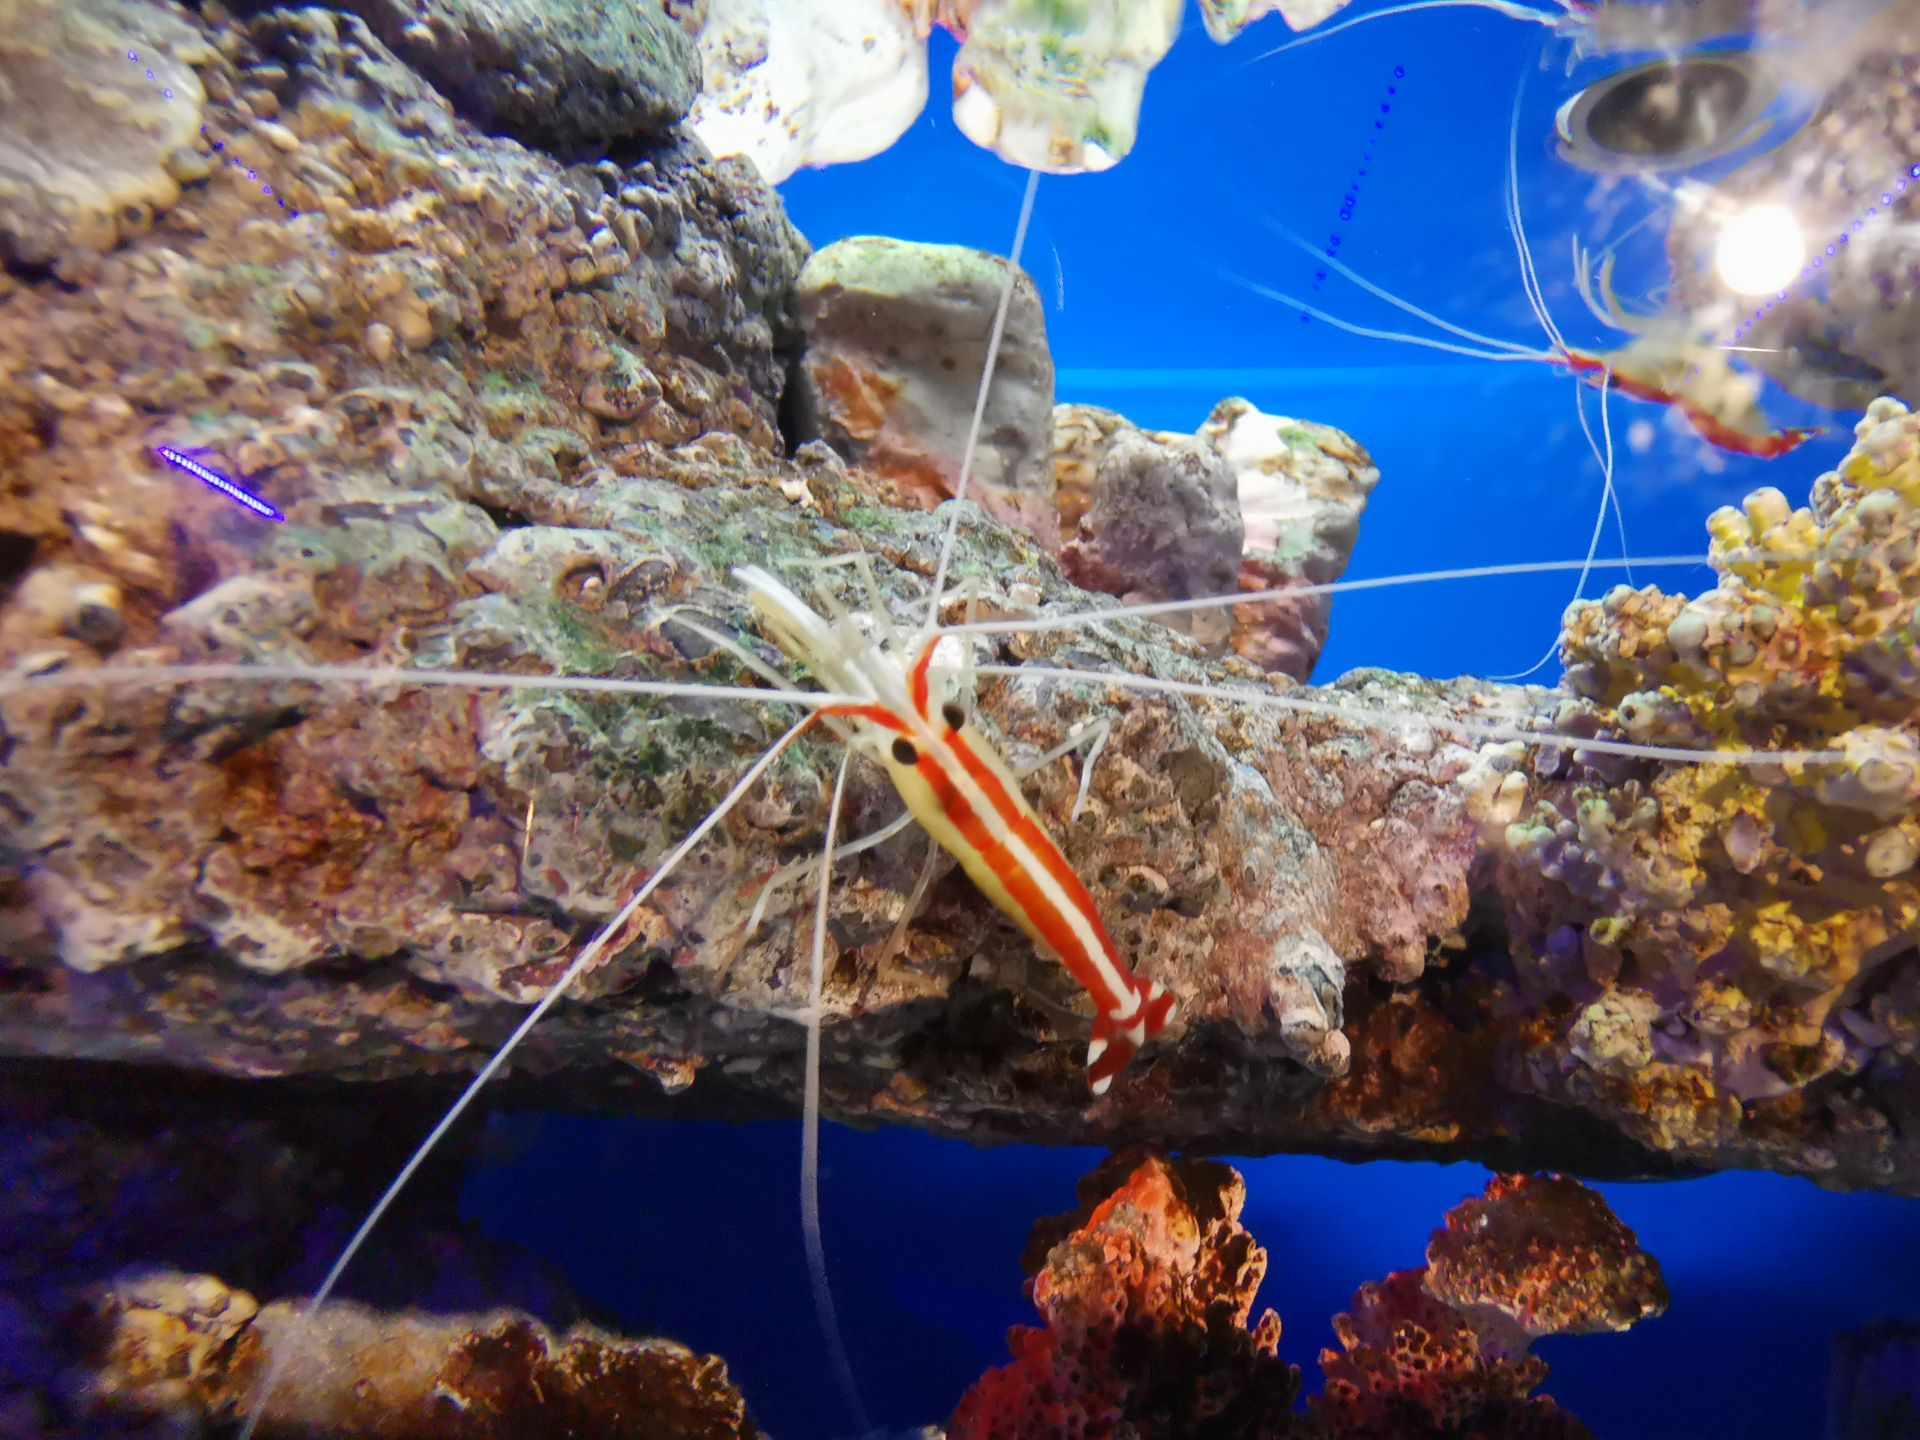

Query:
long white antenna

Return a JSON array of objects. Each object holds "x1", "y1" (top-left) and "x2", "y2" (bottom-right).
[
  {"x1": 801, "y1": 754, "x2": 866, "y2": 1434},
  {"x1": 1261, "y1": 217, "x2": 1544, "y2": 356},
  {"x1": 1247, "y1": 0, "x2": 1562, "y2": 62},
  {"x1": 925, "y1": 166, "x2": 1041, "y2": 633},
  {"x1": 234, "y1": 712, "x2": 819, "y2": 1439}
]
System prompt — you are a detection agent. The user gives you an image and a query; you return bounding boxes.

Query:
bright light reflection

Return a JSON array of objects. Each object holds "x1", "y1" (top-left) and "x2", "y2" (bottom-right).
[{"x1": 1715, "y1": 203, "x2": 1806, "y2": 296}]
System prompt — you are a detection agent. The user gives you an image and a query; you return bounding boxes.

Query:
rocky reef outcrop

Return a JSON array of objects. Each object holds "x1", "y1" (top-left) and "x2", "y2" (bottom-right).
[{"x1": 0, "y1": 0, "x2": 1914, "y2": 1208}]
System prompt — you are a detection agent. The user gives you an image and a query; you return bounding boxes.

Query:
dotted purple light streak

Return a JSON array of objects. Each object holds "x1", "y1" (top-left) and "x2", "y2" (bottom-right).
[
  {"x1": 1731, "y1": 163, "x2": 1918, "y2": 344},
  {"x1": 127, "y1": 46, "x2": 303, "y2": 219},
  {"x1": 154, "y1": 447, "x2": 286, "y2": 522}
]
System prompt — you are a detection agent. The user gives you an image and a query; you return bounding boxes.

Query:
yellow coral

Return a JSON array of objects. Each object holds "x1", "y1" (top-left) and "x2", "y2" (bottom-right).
[{"x1": 1537, "y1": 394, "x2": 1920, "y2": 1131}]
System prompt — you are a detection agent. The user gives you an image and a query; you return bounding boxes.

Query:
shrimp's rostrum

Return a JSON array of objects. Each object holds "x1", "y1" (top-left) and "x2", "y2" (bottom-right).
[{"x1": 738, "y1": 565, "x2": 1178, "y2": 1094}]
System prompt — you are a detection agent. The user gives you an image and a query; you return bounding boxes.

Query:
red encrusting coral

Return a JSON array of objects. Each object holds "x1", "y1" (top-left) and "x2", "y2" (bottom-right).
[
  {"x1": 951, "y1": 1160, "x2": 1666, "y2": 1439},
  {"x1": 1307, "y1": 1269, "x2": 1585, "y2": 1439},
  {"x1": 948, "y1": 1150, "x2": 1299, "y2": 1439},
  {"x1": 1423, "y1": 1172, "x2": 1669, "y2": 1339}
]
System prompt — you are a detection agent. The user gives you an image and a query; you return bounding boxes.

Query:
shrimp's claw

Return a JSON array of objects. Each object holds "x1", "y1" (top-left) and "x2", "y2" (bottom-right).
[{"x1": 1086, "y1": 977, "x2": 1178, "y2": 1095}]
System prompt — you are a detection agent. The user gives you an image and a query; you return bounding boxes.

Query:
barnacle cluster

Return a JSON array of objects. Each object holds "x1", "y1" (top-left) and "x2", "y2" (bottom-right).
[{"x1": 1490, "y1": 399, "x2": 1920, "y2": 1170}]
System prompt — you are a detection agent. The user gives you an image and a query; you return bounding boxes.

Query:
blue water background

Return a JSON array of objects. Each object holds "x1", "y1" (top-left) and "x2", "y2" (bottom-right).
[{"x1": 466, "y1": 10, "x2": 1917, "y2": 1438}]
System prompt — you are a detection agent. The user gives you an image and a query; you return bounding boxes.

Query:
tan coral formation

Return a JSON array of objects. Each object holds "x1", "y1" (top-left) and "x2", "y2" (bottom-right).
[
  {"x1": 1422, "y1": 1173, "x2": 1668, "y2": 1340},
  {"x1": 86, "y1": 1270, "x2": 761, "y2": 1438}
]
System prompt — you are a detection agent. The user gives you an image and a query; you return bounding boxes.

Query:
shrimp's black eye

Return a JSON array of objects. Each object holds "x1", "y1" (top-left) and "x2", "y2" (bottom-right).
[
  {"x1": 941, "y1": 701, "x2": 966, "y2": 730},
  {"x1": 891, "y1": 737, "x2": 919, "y2": 766}
]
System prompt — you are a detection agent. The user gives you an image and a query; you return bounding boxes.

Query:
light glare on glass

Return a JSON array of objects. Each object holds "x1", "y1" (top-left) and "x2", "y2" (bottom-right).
[{"x1": 1715, "y1": 203, "x2": 1806, "y2": 295}]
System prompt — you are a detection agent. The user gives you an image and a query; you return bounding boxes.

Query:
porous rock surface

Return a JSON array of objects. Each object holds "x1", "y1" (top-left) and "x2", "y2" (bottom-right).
[
  {"x1": 795, "y1": 233, "x2": 1059, "y2": 546},
  {"x1": 0, "y1": 1062, "x2": 600, "y2": 1435},
  {"x1": 88, "y1": 1274, "x2": 761, "y2": 1439},
  {"x1": 676, "y1": 0, "x2": 930, "y2": 184},
  {"x1": 1053, "y1": 401, "x2": 1247, "y2": 653},
  {"x1": 0, "y1": 0, "x2": 1915, "y2": 1207},
  {"x1": 337, "y1": 0, "x2": 700, "y2": 155}
]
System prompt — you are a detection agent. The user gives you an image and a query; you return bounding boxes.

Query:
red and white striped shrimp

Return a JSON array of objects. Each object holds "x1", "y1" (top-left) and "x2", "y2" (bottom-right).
[
  {"x1": 1243, "y1": 220, "x2": 1822, "y2": 463},
  {"x1": 3, "y1": 472, "x2": 1845, "y2": 1440},
  {"x1": 737, "y1": 563, "x2": 1177, "y2": 1094}
]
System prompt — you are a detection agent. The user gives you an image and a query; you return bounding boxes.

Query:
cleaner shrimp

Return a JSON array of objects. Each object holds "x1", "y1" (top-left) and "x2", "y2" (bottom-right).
[
  {"x1": 1233, "y1": 54, "x2": 1825, "y2": 678},
  {"x1": 0, "y1": 117, "x2": 1859, "y2": 1440}
]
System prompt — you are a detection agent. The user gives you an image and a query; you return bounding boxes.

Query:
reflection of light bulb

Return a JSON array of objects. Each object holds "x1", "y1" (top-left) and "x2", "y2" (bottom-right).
[{"x1": 1715, "y1": 203, "x2": 1806, "y2": 295}]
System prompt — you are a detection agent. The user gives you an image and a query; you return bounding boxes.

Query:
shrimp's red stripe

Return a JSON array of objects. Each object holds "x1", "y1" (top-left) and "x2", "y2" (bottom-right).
[
  {"x1": 820, "y1": 703, "x2": 910, "y2": 734},
  {"x1": 910, "y1": 637, "x2": 935, "y2": 719},
  {"x1": 1557, "y1": 347, "x2": 1822, "y2": 458},
  {"x1": 899, "y1": 636, "x2": 1132, "y2": 1015},
  {"x1": 911, "y1": 747, "x2": 1101, "y2": 993},
  {"x1": 831, "y1": 696, "x2": 1129, "y2": 1013},
  {"x1": 938, "y1": 729, "x2": 1130, "y2": 1013}
]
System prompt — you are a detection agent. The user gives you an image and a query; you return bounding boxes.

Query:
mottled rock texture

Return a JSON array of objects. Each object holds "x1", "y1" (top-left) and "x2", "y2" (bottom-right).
[
  {"x1": 1053, "y1": 401, "x2": 1246, "y2": 653},
  {"x1": 1204, "y1": 399, "x2": 1380, "y2": 681},
  {"x1": 676, "y1": 0, "x2": 929, "y2": 184},
  {"x1": 0, "y1": 0, "x2": 1915, "y2": 1205},
  {"x1": 337, "y1": 0, "x2": 699, "y2": 154},
  {"x1": 0, "y1": 0, "x2": 210, "y2": 269},
  {"x1": 1051, "y1": 397, "x2": 1381, "y2": 681},
  {"x1": 795, "y1": 234, "x2": 1059, "y2": 546}
]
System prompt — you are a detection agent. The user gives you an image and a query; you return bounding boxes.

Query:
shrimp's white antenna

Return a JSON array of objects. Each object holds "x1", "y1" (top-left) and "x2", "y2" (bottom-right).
[
  {"x1": 785, "y1": 162, "x2": 1041, "y2": 1434},
  {"x1": 1497, "y1": 46, "x2": 1633, "y2": 674},
  {"x1": 1247, "y1": 0, "x2": 1565, "y2": 63},
  {"x1": 925, "y1": 166, "x2": 1040, "y2": 633},
  {"x1": 1260, "y1": 217, "x2": 1548, "y2": 356},
  {"x1": 1226, "y1": 270, "x2": 1552, "y2": 362},
  {"x1": 801, "y1": 753, "x2": 867, "y2": 1434},
  {"x1": 1491, "y1": 366, "x2": 1615, "y2": 681},
  {"x1": 233, "y1": 712, "x2": 819, "y2": 1440}
]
